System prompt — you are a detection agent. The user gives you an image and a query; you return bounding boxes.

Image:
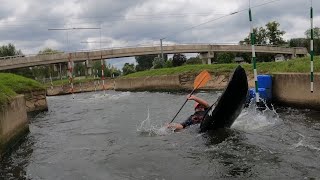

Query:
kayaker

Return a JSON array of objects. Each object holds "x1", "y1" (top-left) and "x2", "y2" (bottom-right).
[{"x1": 166, "y1": 94, "x2": 210, "y2": 130}]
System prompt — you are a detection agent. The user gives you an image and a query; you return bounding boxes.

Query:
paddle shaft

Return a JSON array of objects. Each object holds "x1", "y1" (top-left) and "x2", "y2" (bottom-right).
[
  {"x1": 169, "y1": 76, "x2": 208, "y2": 123},
  {"x1": 169, "y1": 88, "x2": 196, "y2": 123}
]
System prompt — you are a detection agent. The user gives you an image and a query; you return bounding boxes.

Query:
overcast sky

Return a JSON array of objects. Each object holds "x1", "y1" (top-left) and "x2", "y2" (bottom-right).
[{"x1": 0, "y1": 0, "x2": 319, "y2": 69}]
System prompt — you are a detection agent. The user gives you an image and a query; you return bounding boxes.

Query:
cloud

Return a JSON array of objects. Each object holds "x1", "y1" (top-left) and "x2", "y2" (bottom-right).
[{"x1": 0, "y1": 0, "x2": 319, "y2": 69}]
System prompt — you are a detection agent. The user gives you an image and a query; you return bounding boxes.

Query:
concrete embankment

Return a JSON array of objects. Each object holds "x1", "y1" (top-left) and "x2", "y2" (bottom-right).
[
  {"x1": 272, "y1": 73, "x2": 320, "y2": 110},
  {"x1": 0, "y1": 90, "x2": 48, "y2": 158},
  {"x1": 0, "y1": 95, "x2": 29, "y2": 157},
  {"x1": 47, "y1": 79, "x2": 114, "y2": 96},
  {"x1": 46, "y1": 73, "x2": 320, "y2": 110}
]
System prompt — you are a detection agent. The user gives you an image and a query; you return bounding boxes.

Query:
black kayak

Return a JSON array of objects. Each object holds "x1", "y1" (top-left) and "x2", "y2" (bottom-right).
[{"x1": 200, "y1": 65, "x2": 248, "y2": 132}]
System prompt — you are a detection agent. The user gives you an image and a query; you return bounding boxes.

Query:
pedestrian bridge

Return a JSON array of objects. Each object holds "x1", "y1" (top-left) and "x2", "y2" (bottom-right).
[{"x1": 0, "y1": 44, "x2": 308, "y2": 70}]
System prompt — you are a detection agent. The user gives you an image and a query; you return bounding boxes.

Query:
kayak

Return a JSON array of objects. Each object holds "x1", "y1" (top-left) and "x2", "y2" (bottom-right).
[{"x1": 200, "y1": 65, "x2": 248, "y2": 132}]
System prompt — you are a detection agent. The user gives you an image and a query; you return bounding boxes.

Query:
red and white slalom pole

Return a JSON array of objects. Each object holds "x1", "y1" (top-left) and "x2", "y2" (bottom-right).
[
  {"x1": 101, "y1": 55, "x2": 105, "y2": 94},
  {"x1": 68, "y1": 53, "x2": 75, "y2": 98}
]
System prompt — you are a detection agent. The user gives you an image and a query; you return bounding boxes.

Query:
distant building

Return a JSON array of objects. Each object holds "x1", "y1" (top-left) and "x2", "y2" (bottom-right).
[{"x1": 275, "y1": 54, "x2": 285, "y2": 62}]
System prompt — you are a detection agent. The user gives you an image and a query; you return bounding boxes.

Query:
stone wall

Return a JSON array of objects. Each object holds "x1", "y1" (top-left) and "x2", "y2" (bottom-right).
[
  {"x1": 272, "y1": 73, "x2": 320, "y2": 110},
  {"x1": 0, "y1": 95, "x2": 29, "y2": 157},
  {"x1": 24, "y1": 90, "x2": 48, "y2": 112}
]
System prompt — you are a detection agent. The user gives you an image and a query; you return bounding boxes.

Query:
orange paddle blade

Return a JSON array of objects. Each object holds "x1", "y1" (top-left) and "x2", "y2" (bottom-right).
[{"x1": 193, "y1": 70, "x2": 212, "y2": 89}]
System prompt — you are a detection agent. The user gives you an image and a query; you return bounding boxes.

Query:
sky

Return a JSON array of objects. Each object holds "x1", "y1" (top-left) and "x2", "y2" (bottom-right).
[{"x1": 0, "y1": 0, "x2": 319, "y2": 69}]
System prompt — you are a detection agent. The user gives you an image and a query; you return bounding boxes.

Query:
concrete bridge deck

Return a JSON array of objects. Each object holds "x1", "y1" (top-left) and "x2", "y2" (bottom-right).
[{"x1": 0, "y1": 44, "x2": 308, "y2": 70}]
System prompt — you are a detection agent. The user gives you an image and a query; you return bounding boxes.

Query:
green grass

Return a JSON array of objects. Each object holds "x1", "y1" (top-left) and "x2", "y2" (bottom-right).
[
  {"x1": 124, "y1": 56, "x2": 320, "y2": 78},
  {"x1": 0, "y1": 73, "x2": 44, "y2": 105}
]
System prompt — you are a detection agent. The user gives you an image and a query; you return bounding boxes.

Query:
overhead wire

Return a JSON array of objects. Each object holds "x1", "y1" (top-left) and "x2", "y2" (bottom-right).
[{"x1": 160, "y1": 0, "x2": 282, "y2": 40}]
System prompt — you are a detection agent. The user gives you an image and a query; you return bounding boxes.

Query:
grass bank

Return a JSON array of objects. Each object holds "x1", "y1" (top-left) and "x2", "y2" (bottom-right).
[
  {"x1": 124, "y1": 56, "x2": 320, "y2": 78},
  {"x1": 0, "y1": 73, "x2": 44, "y2": 106}
]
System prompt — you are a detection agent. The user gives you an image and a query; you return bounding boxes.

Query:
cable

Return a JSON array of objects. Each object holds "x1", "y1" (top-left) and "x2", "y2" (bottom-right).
[{"x1": 160, "y1": 0, "x2": 282, "y2": 40}]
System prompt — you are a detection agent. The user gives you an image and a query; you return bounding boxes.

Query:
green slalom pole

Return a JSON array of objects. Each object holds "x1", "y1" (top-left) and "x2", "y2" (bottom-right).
[
  {"x1": 249, "y1": 3, "x2": 259, "y2": 102},
  {"x1": 310, "y1": 0, "x2": 314, "y2": 93}
]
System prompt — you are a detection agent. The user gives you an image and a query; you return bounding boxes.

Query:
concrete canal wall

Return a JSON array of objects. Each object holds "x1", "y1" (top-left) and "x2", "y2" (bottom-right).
[
  {"x1": 272, "y1": 73, "x2": 320, "y2": 110},
  {"x1": 0, "y1": 95, "x2": 29, "y2": 157},
  {"x1": 47, "y1": 79, "x2": 114, "y2": 96},
  {"x1": 0, "y1": 90, "x2": 48, "y2": 158},
  {"x1": 45, "y1": 73, "x2": 320, "y2": 110}
]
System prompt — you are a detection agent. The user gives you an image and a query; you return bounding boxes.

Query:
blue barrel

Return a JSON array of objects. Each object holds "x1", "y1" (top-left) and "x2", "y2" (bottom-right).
[
  {"x1": 258, "y1": 75, "x2": 272, "y2": 89},
  {"x1": 247, "y1": 75, "x2": 272, "y2": 102}
]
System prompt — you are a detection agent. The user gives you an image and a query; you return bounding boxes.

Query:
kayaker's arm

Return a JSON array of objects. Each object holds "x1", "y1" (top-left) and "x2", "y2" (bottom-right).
[{"x1": 187, "y1": 95, "x2": 210, "y2": 108}]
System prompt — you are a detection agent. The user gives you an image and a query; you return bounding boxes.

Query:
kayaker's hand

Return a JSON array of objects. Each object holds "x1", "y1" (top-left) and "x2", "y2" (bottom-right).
[{"x1": 187, "y1": 94, "x2": 196, "y2": 100}]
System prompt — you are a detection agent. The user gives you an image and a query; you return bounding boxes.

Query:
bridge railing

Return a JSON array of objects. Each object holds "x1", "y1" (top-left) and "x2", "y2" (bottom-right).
[{"x1": 0, "y1": 43, "x2": 307, "y2": 60}]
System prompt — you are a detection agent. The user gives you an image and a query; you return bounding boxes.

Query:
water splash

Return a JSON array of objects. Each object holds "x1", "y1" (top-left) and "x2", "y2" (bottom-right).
[
  {"x1": 292, "y1": 133, "x2": 320, "y2": 151},
  {"x1": 137, "y1": 107, "x2": 174, "y2": 136},
  {"x1": 233, "y1": 98, "x2": 281, "y2": 132}
]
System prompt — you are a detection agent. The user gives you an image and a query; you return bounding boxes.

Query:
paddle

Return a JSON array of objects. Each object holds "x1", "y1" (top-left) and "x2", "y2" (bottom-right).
[{"x1": 169, "y1": 70, "x2": 212, "y2": 123}]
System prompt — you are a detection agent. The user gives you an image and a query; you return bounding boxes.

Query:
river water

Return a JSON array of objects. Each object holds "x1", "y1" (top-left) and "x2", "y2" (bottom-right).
[{"x1": 1, "y1": 91, "x2": 320, "y2": 179}]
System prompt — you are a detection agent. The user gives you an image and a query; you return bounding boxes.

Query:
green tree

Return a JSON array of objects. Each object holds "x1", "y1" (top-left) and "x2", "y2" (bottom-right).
[
  {"x1": 38, "y1": 48, "x2": 61, "y2": 55},
  {"x1": 152, "y1": 56, "x2": 165, "y2": 69},
  {"x1": 305, "y1": 27, "x2": 320, "y2": 39},
  {"x1": 186, "y1": 56, "x2": 202, "y2": 64},
  {"x1": 0, "y1": 43, "x2": 23, "y2": 57},
  {"x1": 135, "y1": 55, "x2": 157, "y2": 71},
  {"x1": 74, "y1": 62, "x2": 86, "y2": 76},
  {"x1": 240, "y1": 21, "x2": 285, "y2": 46},
  {"x1": 172, "y1": 53, "x2": 187, "y2": 67},
  {"x1": 122, "y1": 63, "x2": 136, "y2": 75},
  {"x1": 216, "y1": 52, "x2": 235, "y2": 64},
  {"x1": 266, "y1": 21, "x2": 286, "y2": 45}
]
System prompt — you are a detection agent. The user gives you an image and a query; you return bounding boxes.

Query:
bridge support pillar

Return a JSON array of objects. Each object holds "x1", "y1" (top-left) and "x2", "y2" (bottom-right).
[
  {"x1": 86, "y1": 59, "x2": 93, "y2": 77},
  {"x1": 199, "y1": 51, "x2": 214, "y2": 64}
]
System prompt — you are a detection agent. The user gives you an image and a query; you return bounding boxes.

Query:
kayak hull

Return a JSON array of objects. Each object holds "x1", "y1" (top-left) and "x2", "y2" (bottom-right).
[{"x1": 200, "y1": 65, "x2": 248, "y2": 132}]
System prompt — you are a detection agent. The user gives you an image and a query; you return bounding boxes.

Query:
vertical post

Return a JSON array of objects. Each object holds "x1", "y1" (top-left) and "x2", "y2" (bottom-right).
[
  {"x1": 59, "y1": 63, "x2": 62, "y2": 80},
  {"x1": 249, "y1": 1, "x2": 259, "y2": 103},
  {"x1": 160, "y1": 38, "x2": 164, "y2": 61},
  {"x1": 101, "y1": 56, "x2": 105, "y2": 94},
  {"x1": 68, "y1": 53, "x2": 74, "y2": 98},
  {"x1": 310, "y1": 0, "x2": 314, "y2": 93}
]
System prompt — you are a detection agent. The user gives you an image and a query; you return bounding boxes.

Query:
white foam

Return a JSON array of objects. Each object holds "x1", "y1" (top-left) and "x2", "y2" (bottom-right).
[
  {"x1": 232, "y1": 99, "x2": 281, "y2": 132},
  {"x1": 136, "y1": 107, "x2": 174, "y2": 136}
]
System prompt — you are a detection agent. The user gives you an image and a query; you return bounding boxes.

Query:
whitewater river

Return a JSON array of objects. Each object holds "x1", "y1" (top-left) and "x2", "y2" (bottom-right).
[{"x1": 1, "y1": 91, "x2": 320, "y2": 179}]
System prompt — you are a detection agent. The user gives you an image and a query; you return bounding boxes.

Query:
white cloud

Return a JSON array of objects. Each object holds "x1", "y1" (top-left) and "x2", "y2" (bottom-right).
[{"x1": 0, "y1": 0, "x2": 320, "y2": 69}]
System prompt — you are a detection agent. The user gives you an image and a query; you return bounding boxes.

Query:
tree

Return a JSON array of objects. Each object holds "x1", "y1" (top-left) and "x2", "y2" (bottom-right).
[
  {"x1": 240, "y1": 21, "x2": 285, "y2": 46},
  {"x1": 74, "y1": 62, "x2": 86, "y2": 76},
  {"x1": 152, "y1": 56, "x2": 165, "y2": 69},
  {"x1": 38, "y1": 48, "x2": 61, "y2": 55},
  {"x1": 122, "y1": 63, "x2": 136, "y2": 75},
  {"x1": 265, "y1": 21, "x2": 286, "y2": 45},
  {"x1": 289, "y1": 38, "x2": 309, "y2": 48},
  {"x1": 216, "y1": 52, "x2": 235, "y2": 64},
  {"x1": 186, "y1": 56, "x2": 202, "y2": 65},
  {"x1": 0, "y1": 43, "x2": 23, "y2": 57},
  {"x1": 305, "y1": 27, "x2": 320, "y2": 39},
  {"x1": 172, "y1": 53, "x2": 187, "y2": 67},
  {"x1": 135, "y1": 55, "x2": 157, "y2": 71}
]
